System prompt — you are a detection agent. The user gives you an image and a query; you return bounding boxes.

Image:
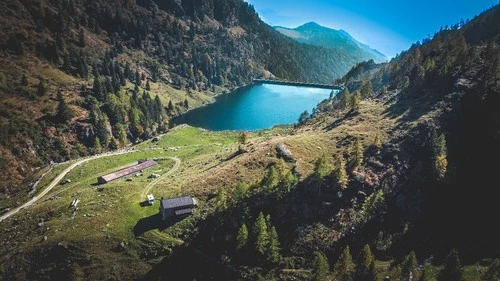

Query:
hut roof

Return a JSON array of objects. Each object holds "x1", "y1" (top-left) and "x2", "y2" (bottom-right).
[{"x1": 98, "y1": 160, "x2": 157, "y2": 183}]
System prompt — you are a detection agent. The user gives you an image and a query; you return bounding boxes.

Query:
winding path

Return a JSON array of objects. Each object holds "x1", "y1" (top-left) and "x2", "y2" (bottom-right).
[
  {"x1": 0, "y1": 150, "x2": 133, "y2": 223},
  {"x1": 140, "y1": 156, "x2": 181, "y2": 200}
]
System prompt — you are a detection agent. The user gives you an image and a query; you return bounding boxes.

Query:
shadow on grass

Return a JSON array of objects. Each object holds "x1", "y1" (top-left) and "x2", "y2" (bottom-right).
[
  {"x1": 133, "y1": 214, "x2": 186, "y2": 237},
  {"x1": 139, "y1": 200, "x2": 151, "y2": 208},
  {"x1": 323, "y1": 109, "x2": 357, "y2": 131}
]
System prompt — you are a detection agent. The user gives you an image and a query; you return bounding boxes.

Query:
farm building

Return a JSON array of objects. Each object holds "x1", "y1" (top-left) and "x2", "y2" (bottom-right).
[
  {"x1": 159, "y1": 196, "x2": 197, "y2": 220},
  {"x1": 97, "y1": 160, "x2": 157, "y2": 184}
]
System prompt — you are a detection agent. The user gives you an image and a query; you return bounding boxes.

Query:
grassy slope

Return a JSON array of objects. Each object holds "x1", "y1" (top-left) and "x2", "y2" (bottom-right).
[{"x1": 0, "y1": 98, "x2": 490, "y2": 280}]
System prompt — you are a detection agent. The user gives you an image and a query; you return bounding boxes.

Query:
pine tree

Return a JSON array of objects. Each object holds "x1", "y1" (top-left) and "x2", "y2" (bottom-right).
[
  {"x1": 56, "y1": 89, "x2": 73, "y2": 123},
  {"x1": 266, "y1": 226, "x2": 281, "y2": 264},
  {"x1": 239, "y1": 132, "x2": 249, "y2": 144},
  {"x1": 313, "y1": 154, "x2": 330, "y2": 180},
  {"x1": 481, "y1": 259, "x2": 500, "y2": 281},
  {"x1": 433, "y1": 133, "x2": 448, "y2": 180},
  {"x1": 94, "y1": 137, "x2": 102, "y2": 154},
  {"x1": 380, "y1": 86, "x2": 388, "y2": 98},
  {"x1": 298, "y1": 110, "x2": 309, "y2": 123},
  {"x1": 78, "y1": 28, "x2": 85, "y2": 47},
  {"x1": 340, "y1": 88, "x2": 351, "y2": 109},
  {"x1": 418, "y1": 266, "x2": 431, "y2": 281},
  {"x1": 335, "y1": 156, "x2": 349, "y2": 189},
  {"x1": 253, "y1": 212, "x2": 269, "y2": 256},
  {"x1": 113, "y1": 124, "x2": 127, "y2": 147},
  {"x1": 351, "y1": 91, "x2": 361, "y2": 111},
  {"x1": 355, "y1": 244, "x2": 378, "y2": 281},
  {"x1": 360, "y1": 80, "x2": 373, "y2": 98},
  {"x1": 37, "y1": 79, "x2": 47, "y2": 96},
  {"x1": 351, "y1": 138, "x2": 364, "y2": 167},
  {"x1": 374, "y1": 134, "x2": 382, "y2": 150},
  {"x1": 234, "y1": 181, "x2": 249, "y2": 202},
  {"x1": 215, "y1": 187, "x2": 227, "y2": 211},
  {"x1": 21, "y1": 74, "x2": 28, "y2": 86},
  {"x1": 146, "y1": 80, "x2": 151, "y2": 91},
  {"x1": 437, "y1": 249, "x2": 464, "y2": 281},
  {"x1": 401, "y1": 251, "x2": 419, "y2": 281},
  {"x1": 333, "y1": 246, "x2": 355, "y2": 281},
  {"x1": 281, "y1": 170, "x2": 298, "y2": 192},
  {"x1": 261, "y1": 165, "x2": 280, "y2": 189},
  {"x1": 69, "y1": 262, "x2": 85, "y2": 281},
  {"x1": 236, "y1": 223, "x2": 248, "y2": 251},
  {"x1": 311, "y1": 251, "x2": 330, "y2": 281},
  {"x1": 135, "y1": 70, "x2": 141, "y2": 87}
]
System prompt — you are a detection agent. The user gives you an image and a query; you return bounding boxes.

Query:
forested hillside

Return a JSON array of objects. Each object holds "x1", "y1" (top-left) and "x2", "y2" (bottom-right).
[{"x1": 0, "y1": 0, "x2": 354, "y2": 201}]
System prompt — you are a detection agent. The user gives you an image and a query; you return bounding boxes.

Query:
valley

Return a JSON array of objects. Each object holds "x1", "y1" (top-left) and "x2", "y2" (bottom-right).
[{"x1": 1, "y1": 0, "x2": 500, "y2": 280}]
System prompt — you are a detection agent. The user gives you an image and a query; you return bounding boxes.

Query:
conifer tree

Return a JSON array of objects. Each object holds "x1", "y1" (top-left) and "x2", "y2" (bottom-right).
[
  {"x1": 351, "y1": 138, "x2": 364, "y2": 167},
  {"x1": 360, "y1": 80, "x2": 373, "y2": 98},
  {"x1": 113, "y1": 124, "x2": 128, "y2": 147},
  {"x1": 380, "y1": 86, "x2": 388, "y2": 98},
  {"x1": 433, "y1": 133, "x2": 448, "y2": 180},
  {"x1": 135, "y1": 70, "x2": 141, "y2": 87},
  {"x1": 281, "y1": 170, "x2": 298, "y2": 192},
  {"x1": 374, "y1": 134, "x2": 382, "y2": 150},
  {"x1": 267, "y1": 226, "x2": 281, "y2": 264},
  {"x1": 261, "y1": 165, "x2": 280, "y2": 189},
  {"x1": 239, "y1": 131, "x2": 249, "y2": 144},
  {"x1": 56, "y1": 89, "x2": 73, "y2": 123},
  {"x1": 355, "y1": 244, "x2": 378, "y2": 281},
  {"x1": 311, "y1": 251, "x2": 330, "y2": 281},
  {"x1": 298, "y1": 110, "x2": 310, "y2": 123},
  {"x1": 340, "y1": 88, "x2": 351, "y2": 109},
  {"x1": 37, "y1": 79, "x2": 47, "y2": 96},
  {"x1": 418, "y1": 265, "x2": 431, "y2": 281},
  {"x1": 253, "y1": 212, "x2": 269, "y2": 256},
  {"x1": 313, "y1": 154, "x2": 330, "y2": 180},
  {"x1": 481, "y1": 259, "x2": 500, "y2": 281},
  {"x1": 20, "y1": 74, "x2": 28, "y2": 86},
  {"x1": 335, "y1": 156, "x2": 349, "y2": 189},
  {"x1": 351, "y1": 91, "x2": 361, "y2": 111},
  {"x1": 333, "y1": 246, "x2": 355, "y2": 281},
  {"x1": 215, "y1": 187, "x2": 227, "y2": 211},
  {"x1": 236, "y1": 223, "x2": 248, "y2": 251},
  {"x1": 78, "y1": 28, "x2": 85, "y2": 47},
  {"x1": 234, "y1": 181, "x2": 249, "y2": 202},
  {"x1": 94, "y1": 137, "x2": 102, "y2": 154},
  {"x1": 437, "y1": 249, "x2": 464, "y2": 281},
  {"x1": 401, "y1": 251, "x2": 418, "y2": 281}
]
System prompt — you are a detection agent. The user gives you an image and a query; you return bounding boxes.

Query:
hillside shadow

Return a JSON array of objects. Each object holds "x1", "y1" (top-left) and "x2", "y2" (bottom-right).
[
  {"x1": 383, "y1": 89, "x2": 440, "y2": 124},
  {"x1": 133, "y1": 214, "x2": 186, "y2": 237},
  {"x1": 323, "y1": 110, "x2": 356, "y2": 131}
]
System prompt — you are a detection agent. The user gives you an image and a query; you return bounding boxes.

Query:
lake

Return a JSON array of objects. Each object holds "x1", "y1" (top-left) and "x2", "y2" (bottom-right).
[{"x1": 171, "y1": 83, "x2": 338, "y2": 131}]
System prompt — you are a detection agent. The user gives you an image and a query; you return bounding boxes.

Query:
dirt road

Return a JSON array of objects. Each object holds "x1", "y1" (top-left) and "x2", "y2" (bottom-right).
[{"x1": 0, "y1": 150, "x2": 133, "y2": 223}]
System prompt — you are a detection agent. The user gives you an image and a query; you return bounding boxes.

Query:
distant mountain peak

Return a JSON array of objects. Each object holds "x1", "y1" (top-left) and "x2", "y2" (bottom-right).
[{"x1": 274, "y1": 22, "x2": 387, "y2": 63}]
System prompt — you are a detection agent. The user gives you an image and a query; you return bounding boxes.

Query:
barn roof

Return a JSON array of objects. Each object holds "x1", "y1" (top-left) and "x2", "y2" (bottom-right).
[
  {"x1": 98, "y1": 160, "x2": 157, "y2": 183},
  {"x1": 160, "y1": 196, "x2": 196, "y2": 210},
  {"x1": 174, "y1": 208, "x2": 194, "y2": 216}
]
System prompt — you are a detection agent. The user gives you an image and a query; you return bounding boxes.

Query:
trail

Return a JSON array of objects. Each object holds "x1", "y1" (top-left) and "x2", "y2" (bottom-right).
[
  {"x1": 140, "y1": 157, "x2": 181, "y2": 199},
  {"x1": 0, "y1": 150, "x2": 133, "y2": 223}
]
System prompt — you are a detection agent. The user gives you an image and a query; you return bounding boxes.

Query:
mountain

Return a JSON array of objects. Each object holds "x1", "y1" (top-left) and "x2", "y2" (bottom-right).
[
  {"x1": 0, "y1": 0, "x2": 361, "y2": 199},
  {"x1": 2, "y1": 1, "x2": 500, "y2": 281},
  {"x1": 275, "y1": 21, "x2": 387, "y2": 63}
]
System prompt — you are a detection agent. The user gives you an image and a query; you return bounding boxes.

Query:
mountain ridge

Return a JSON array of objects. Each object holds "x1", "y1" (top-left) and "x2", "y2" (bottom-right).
[{"x1": 274, "y1": 21, "x2": 387, "y2": 63}]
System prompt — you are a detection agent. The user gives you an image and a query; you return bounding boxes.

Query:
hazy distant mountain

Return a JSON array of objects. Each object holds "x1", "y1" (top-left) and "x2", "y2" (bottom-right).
[{"x1": 275, "y1": 22, "x2": 387, "y2": 63}]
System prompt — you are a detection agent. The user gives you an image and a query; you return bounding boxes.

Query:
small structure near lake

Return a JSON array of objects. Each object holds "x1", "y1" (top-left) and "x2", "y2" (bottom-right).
[
  {"x1": 159, "y1": 196, "x2": 197, "y2": 220},
  {"x1": 97, "y1": 160, "x2": 157, "y2": 184},
  {"x1": 147, "y1": 194, "x2": 155, "y2": 205}
]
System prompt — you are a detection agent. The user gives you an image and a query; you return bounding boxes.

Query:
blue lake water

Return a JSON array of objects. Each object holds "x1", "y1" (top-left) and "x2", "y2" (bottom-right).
[{"x1": 171, "y1": 83, "x2": 338, "y2": 131}]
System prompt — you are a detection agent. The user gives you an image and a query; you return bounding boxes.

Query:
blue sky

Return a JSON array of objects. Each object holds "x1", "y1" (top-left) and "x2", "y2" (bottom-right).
[{"x1": 246, "y1": 0, "x2": 499, "y2": 58}]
